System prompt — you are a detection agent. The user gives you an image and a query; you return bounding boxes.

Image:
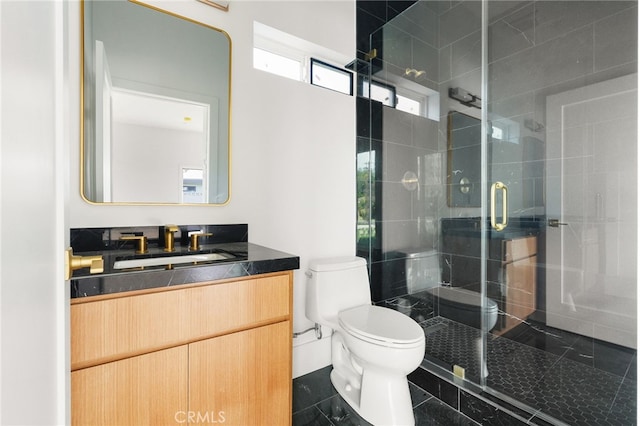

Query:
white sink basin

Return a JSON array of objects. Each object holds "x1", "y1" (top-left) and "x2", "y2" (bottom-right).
[{"x1": 113, "y1": 252, "x2": 235, "y2": 269}]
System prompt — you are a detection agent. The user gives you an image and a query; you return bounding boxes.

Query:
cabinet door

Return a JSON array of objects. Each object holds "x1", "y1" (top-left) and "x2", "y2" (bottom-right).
[
  {"x1": 71, "y1": 345, "x2": 188, "y2": 426},
  {"x1": 189, "y1": 321, "x2": 291, "y2": 426},
  {"x1": 504, "y1": 255, "x2": 537, "y2": 331},
  {"x1": 503, "y1": 236, "x2": 537, "y2": 263}
]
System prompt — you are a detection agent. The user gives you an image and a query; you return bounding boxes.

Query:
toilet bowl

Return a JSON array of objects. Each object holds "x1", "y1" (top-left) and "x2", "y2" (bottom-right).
[
  {"x1": 403, "y1": 250, "x2": 499, "y2": 331},
  {"x1": 427, "y1": 286, "x2": 498, "y2": 330},
  {"x1": 306, "y1": 257, "x2": 425, "y2": 426}
]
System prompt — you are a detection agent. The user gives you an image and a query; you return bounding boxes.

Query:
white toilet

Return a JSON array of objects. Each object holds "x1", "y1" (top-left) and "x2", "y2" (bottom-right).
[{"x1": 306, "y1": 256, "x2": 425, "y2": 426}]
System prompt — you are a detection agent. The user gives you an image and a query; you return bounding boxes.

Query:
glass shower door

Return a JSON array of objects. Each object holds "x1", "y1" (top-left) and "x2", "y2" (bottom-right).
[
  {"x1": 483, "y1": 0, "x2": 638, "y2": 423},
  {"x1": 361, "y1": 1, "x2": 637, "y2": 423},
  {"x1": 364, "y1": 0, "x2": 488, "y2": 387}
]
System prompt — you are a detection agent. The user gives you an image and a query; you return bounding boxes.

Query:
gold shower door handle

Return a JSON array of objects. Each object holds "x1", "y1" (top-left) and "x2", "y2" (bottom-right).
[{"x1": 490, "y1": 182, "x2": 508, "y2": 231}]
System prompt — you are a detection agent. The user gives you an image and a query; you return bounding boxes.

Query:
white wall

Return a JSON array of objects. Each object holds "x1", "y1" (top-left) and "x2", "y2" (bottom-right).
[
  {"x1": 111, "y1": 123, "x2": 204, "y2": 203},
  {"x1": 69, "y1": 0, "x2": 356, "y2": 377},
  {"x1": 1, "y1": 1, "x2": 69, "y2": 424}
]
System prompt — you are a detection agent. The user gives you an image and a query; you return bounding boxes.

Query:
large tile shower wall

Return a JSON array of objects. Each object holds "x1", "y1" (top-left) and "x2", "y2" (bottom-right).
[
  {"x1": 356, "y1": 0, "x2": 637, "y2": 425},
  {"x1": 356, "y1": 0, "x2": 442, "y2": 301},
  {"x1": 357, "y1": 0, "x2": 638, "y2": 306}
]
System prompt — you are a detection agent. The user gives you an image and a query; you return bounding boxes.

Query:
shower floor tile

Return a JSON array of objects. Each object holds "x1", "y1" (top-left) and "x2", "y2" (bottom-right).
[
  {"x1": 419, "y1": 316, "x2": 637, "y2": 425},
  {"x1": 518, "y1": 357, "x2": 624, "y2": 425}
]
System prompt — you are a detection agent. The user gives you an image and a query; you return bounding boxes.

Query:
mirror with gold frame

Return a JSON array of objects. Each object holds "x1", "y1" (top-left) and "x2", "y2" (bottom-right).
[{"x1": 81, "y1": 0, "x2": 231, "y2": 205}]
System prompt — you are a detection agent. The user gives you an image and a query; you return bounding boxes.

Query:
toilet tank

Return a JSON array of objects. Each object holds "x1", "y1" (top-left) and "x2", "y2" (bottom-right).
[
  {"x1": 306, "y1": 257, "x2": 371, "y2": 327},
  {"x1": 400, "y1": 250, "x2": 440, "y2": 293}
]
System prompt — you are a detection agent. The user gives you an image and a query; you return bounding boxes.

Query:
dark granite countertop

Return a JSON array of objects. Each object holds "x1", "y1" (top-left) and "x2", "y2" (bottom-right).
[
  {"x1": 71, "y1": 242, "x2": 299, "y2": 299},
  {"x1": 441, "y1": 217, "x2": 544, "y2": 240},
  {"x1": 441, "y1": 227, "x2": 537, "y2": 239}
]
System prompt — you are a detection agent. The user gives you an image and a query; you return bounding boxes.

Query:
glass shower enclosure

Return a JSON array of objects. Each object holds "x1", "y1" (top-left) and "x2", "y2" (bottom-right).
[{"x1": 357, "y1": 1, "x2": 637, "y2": 423}]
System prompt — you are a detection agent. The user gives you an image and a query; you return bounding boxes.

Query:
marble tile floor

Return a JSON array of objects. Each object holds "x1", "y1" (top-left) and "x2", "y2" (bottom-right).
[
  {"x1": 420, "y1": 317, "x2": 637, "y2": 425},
  {"x1": 298, "y1": 290, "x2": 636, "y2": 425},
  {"x1": 292, "y1": 365, "x2": 480, "y2": 426},
  {"x1": 380, "y1": 291, "x2": 637, "y2": 425}
]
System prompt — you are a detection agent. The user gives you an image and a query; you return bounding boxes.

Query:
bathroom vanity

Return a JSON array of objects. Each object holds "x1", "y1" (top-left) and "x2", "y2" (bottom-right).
[{"x1": 69, "y1": 225, "x2": 299, "y2": 425}]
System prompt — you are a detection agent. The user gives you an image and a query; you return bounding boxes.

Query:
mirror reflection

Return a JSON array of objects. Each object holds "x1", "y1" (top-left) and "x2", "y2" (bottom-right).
[{"x1": 82, "y1": 0, "x2": 231, "y2": 204}]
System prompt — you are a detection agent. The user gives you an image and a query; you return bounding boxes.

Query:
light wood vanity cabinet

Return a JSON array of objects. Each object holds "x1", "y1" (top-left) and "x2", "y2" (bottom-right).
[
  {"x1": 498, "y1": 236, "x2": 537, "y2": 334},
  {"x1": 71, "y1": 346, "x2": 189, "y2": 425},
  {"x1": 71, "y1": 272, "x2": 293, "y2": 426}
]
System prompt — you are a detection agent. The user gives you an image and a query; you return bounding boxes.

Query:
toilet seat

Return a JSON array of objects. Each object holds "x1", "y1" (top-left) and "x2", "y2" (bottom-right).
[{"x1": 338, "y1": 305, "x2": 424, "y2": 348}]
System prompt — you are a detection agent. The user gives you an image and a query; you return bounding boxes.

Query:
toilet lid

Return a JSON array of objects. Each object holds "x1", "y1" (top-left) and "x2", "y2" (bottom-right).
[{"x1": 338, "y1": 305, "x2": 424, "y2": 346}]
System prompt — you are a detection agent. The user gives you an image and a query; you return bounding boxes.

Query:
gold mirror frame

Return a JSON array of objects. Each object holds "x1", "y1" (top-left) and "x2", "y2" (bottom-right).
[{"x1": 80, "y1": 0, "x2": 232, "y2": 205}]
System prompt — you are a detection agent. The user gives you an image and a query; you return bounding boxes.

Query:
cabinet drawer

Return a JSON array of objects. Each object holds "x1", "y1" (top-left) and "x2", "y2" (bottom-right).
[
  {"x1": 503, "y1": 236, "x2": 536, "y2": 262},
  {"x1": 71, "y1": 272, "x2": 291, "y2": 370}
]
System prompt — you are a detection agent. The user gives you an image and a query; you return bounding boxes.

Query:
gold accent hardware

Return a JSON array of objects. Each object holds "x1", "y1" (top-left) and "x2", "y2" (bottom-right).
[
  {"x1": 164, "y1": 225, "x2": 179, "y2": 252},
  {"x1": 120, "y1": 235, "x2": 148, "y2": 254},
  {"x1": 364, "y1": 48, "x2": 377, "y2": 61},
  {"x1": 197, "y1": 0, "x2": 229, "y2": 12},
  {"x1": 453, "y1": 365, "x2": 465, "y2": 379},
  {"x1": 459, "y1": 177, "x2": 471, "y2": 194},
  {"x1": 548, "y1": 219, "x2": 568, "y2": 228},
  {"x1": 490, "y1": 181, "x2": 508, "y2": 231},
  {"x1": 189, "y1": 232, "x2": 213, "y2": 251},
  {"x1": 65, "y1": 248, "x2": 104, "y2": 280}
]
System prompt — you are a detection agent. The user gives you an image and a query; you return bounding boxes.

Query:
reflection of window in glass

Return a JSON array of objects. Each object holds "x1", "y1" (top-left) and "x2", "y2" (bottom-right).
[
  {"x1": 253, "y1": 48, "x2": 303, "y2": 81},
  {"x1": 310, "y1": 59, "x2": 353, "y2": 95},
  {"x1": 490, "y1": 118, "x2": 520, "y2": 143},
  {"x1": 396, "y1": 94, "x2": 421, "y2": 116},
  {"x1": 182, "y1": 168, "x2": 205, "y2": 203},
  {"x1": 357, "y1": 150, "x2": 376, "y2": 243},
  {"x1": 491, "y1": 125, "x2": 504, "y2": 140},
  {"x1": 359, "y1": 78, "x2": 396, "y2": 107},
  {"x1": 358, "y1": 77, "x2": 437, "y2": 120}
]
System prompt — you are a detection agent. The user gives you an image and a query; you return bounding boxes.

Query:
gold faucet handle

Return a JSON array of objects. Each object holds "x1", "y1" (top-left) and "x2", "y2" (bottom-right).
[
  {"x1": 189, "y1": 232, "x2": 213, "y2": 251},
  {"x1": 164, "y1": 225, "x2": 180, "y2": 252},
  {"x1": 165, "y1": 224, "x2": 179, "y2": 233},
  {"x1": 65, "y1": 248, "x2": 104, "y2": 280},
  {"x1": 120, "y1": 235, "x2": 148, "y2": 254}
]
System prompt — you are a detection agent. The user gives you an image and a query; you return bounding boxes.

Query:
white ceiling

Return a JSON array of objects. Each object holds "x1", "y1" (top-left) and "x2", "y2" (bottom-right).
[{"x1": 111, "y1": 89, "x2": 208, "y2": 133}]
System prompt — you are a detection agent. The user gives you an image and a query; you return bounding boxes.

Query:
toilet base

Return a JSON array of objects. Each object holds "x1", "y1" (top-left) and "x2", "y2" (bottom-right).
[{"x1": 330, "y1": 367, "x2": 415, "y2": 426}]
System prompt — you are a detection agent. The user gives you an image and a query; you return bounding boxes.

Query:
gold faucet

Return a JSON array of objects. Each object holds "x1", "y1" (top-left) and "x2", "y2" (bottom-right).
[
  {"x1": 164, "y1": 224, "x2": 179, "y2": 252},
  {"x1": 120, "y1": 235, "x2": 148, "y2": 254},
  {"x1": 65, "y1": 248, "x2": 104, "y2": 280},
  {"x1": 189, "y1": 232, "x2": 213, "y2": 251}
]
